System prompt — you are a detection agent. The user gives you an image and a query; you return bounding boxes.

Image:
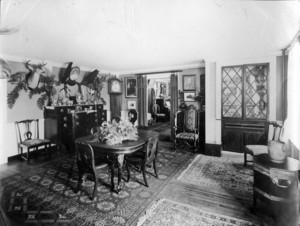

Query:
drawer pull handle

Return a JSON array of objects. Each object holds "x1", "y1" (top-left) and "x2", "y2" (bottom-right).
[
  {"x1": 61, "y1": 109, "x2": 64, "y2": 113},
  {"x1": 64, "y1": 117, "x2": 67, "y2": 121},
  {"x1": 63, "y1": 123, "x2": 67, "y2": 128},
  {"x1": 272, "y1": 178, "x2": 291, "y2": 188}
]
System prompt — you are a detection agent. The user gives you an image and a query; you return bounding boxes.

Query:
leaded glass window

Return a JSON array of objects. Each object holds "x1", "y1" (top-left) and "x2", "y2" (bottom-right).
[
  {"x1": 222, "y1": 64, "x2": 268, "y2": 119},
  {"x1": 222, "y1": 66, "x2": 243, "y2": 118}
]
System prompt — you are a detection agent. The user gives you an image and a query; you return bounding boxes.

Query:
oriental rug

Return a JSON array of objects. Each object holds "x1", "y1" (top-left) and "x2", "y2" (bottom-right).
[
  {"x1": 137, "y1": 198, "x2": 259, "y2": 226},
  {"x1": 177, "y1": 154, "x2": 253, "y2": 199},
  {"x1": 1, "y1": 141, "x2": 192, "y2": 226}
]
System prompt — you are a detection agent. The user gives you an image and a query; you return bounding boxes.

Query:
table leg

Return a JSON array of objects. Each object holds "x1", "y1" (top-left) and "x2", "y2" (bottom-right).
[
  {"x1": 116, "y1": 154, "x2": 124, "y2": 193},
  {"x1": 108, "y1": 154, "x2": 125, "y2": 193}
]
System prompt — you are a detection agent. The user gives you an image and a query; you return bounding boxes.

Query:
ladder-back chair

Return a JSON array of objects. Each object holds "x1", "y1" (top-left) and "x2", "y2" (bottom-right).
[{"x1": 244, "y1": 121, "x2": 283, "y2": 166}]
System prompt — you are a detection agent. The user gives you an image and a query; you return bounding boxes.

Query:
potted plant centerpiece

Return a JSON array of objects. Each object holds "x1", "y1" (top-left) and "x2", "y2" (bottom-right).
[{"x1": 92, "y1": 119, "x2": 139, "y2": 145}]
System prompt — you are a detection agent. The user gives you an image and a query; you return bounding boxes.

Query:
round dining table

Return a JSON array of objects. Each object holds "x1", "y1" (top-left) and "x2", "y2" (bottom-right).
[{"x1": 75, "y1": 129, "x2": 160, "y2": 193}]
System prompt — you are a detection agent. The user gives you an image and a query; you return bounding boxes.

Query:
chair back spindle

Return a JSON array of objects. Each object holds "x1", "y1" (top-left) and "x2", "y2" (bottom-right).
[{"x1": 269, "y1": 121, "x2": 283, "y2": 141}]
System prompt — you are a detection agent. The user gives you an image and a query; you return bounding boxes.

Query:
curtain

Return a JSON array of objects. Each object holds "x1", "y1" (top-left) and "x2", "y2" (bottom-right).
[
  {"x1": 0, "y1": 77, "x2": 7, "y2": 164},
  {"x1": 137, "y1": 75, "x2": 148, "y2": 127},
  {"x1": 282, "y1": 39, "x2": 300, "y2": 155},
  {"x1": 170, "y1": 73, "x2": 178, "y2": 141}
]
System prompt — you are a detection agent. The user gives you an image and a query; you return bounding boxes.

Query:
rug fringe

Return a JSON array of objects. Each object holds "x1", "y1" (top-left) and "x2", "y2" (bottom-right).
[
  {"x1": 136, "y1": 198, "x2": 166, "y2": 226},
  {"x1": 177, "y1": 154, "x2": 201, "y2": 180}
]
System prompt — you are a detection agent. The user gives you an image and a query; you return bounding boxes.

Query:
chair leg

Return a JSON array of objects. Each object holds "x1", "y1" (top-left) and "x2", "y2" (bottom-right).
[
  {"x1": 244, "y1": 151, "x2": 247, "y2": 166},
  {"x1": 153, "y1": 160, "x2": 158, "y2": 178},
  {"x1": 57, "y1": 145, "x2": 61, "y2": 157},
  {"x1": 27, "y1": 148, "x2": 30, "y2": 164},
  {"x1": 142, "y1": 164, "x2": 148, "y2": 187},
  {"x1": 46, "y1": 144, "x2": 50, "y2": 159},
  {"x1": 91, "y1": 172, "x2": 97, "y2": 200},
  {"x1": 76, "y1": 172, "x2": 83, "y2": 194},
  {"x1": 174, "y1": 140, "x2": 177, "y2": 152}
]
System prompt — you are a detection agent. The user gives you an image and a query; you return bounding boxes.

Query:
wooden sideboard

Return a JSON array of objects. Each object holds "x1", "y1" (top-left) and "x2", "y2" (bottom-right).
[{"x1": 44, "y1": 104, "x2": 107, "y2": 153}]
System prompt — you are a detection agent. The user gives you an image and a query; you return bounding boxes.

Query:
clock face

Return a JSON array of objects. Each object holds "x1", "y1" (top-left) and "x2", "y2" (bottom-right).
[{"x1": 111, "y1": 80, "x2": 121, "y2": 93}]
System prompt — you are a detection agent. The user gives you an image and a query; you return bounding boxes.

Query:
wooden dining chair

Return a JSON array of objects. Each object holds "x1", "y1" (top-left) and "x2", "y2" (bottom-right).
[
  {"x1": 125, "y1": 136, "x2": 159, "y2": 187},
  {"x1": 244, "y1": 121, "x2": 283, "y2": 166},
  {"x1": 15, "y1": 119, "x2": 54, "y2": 164},
  {"x1": 75, "y1": 142, "x2": 112, "y2": 200}
]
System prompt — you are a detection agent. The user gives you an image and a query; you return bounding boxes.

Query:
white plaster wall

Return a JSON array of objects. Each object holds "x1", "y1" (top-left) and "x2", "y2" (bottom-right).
[
  {"x1": 205, "y1": 62, "x2": 218, "y2": 145},
  {"x1": 205, "y1": 55, "x2": 278, "y2": 146},
  {"x1": 0, "y1": 54, "x2": 113, "y2": 164}
]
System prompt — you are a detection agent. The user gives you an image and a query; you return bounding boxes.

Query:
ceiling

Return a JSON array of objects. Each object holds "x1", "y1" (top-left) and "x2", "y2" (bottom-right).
[{"x1": 0, "y1": 0, "x2": 299, "y2": 74}]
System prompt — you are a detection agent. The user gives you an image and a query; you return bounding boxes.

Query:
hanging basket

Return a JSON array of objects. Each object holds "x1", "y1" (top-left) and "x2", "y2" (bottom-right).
[{"x1": 268, "y1": 140, "x2": 287, "y2": 163}]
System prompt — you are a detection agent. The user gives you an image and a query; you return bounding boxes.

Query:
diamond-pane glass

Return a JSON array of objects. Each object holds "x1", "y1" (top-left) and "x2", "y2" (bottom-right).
[
  {"x1": 244, "y1": 65, "x2": 268, "y2": 119},
  {"x1": 222, "y1": 67, "x2": 242, "y2": 118}
]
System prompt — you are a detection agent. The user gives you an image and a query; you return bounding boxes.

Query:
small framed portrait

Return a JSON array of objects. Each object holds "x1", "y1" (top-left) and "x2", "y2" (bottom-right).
[
  {"x1": 184, "y1": 92, "x2": 195, "y2": 102},
  {"x1": 127, "y1": 100, "x2": 136, "y2": 109},
  {"x1": 125, "y1": 77, "x2": 137, "y2": 98},
  {"x1": 183, "y1": 74, "x2": 196, "y2": 91}
]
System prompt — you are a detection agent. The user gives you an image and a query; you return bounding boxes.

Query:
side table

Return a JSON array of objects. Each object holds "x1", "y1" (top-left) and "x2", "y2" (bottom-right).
[{"x1": 253, "y1": 154, "x2": 300, "y2": 225}]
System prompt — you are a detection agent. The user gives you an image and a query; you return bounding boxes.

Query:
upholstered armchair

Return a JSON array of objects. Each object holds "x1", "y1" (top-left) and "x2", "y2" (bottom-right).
[{"x1": 174, "y1": 104, "x2": 200, "y2": 153}]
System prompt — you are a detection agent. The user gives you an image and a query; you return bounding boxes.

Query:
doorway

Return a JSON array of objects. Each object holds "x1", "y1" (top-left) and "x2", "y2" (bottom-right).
[{"x1": 146, "y1": 73, "x2": 172, "y2": 139}]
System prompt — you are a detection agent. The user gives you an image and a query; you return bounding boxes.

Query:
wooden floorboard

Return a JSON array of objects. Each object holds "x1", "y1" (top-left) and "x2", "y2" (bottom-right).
[{"x1": 159, "y1": 179, "x2": 261, "y2": 223}]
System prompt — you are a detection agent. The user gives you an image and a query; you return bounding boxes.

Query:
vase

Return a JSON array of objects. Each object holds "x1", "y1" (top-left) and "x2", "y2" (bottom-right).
[{"x1": 268, "y1": 140, "x2": 287, "y2": 163}]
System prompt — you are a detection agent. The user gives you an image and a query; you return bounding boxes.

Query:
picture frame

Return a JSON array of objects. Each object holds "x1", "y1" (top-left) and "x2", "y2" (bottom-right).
[
  {"x1": 184, "y1": 92, "x2": 195, "y2": 102},
  {"x1": 182, "y1": 74, "x2": 196, "y2": 91},
  {"x1": 127, "y1": 100, "x2": 136, "y2": 109},
  {"x1": 125, "y1": 77, "x2": 137, "y2": 98}
]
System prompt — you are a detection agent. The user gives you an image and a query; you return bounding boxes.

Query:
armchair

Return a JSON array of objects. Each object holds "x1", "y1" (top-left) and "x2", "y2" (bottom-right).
[{"x1": 174, "y1": 105, "x2": 200, "y2": 153}]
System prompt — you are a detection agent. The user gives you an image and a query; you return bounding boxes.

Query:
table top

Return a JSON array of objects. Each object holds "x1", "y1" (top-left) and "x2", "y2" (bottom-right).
[
  {"x1": 75, "y1": 129, "x2": 160, "y2": 155},
  {"x1": 254, "y1": 153, "x2": 300, "y2": 171}
]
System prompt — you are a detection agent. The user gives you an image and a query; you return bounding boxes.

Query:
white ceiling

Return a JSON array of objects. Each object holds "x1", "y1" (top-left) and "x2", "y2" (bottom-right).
[{"x1": 0, "y1": 0, "x2": 299, "y2": 74}]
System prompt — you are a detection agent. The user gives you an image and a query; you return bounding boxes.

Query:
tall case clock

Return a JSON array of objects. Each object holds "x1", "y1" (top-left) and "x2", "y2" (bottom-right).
[{"x1": 108, "y1": 78, "x2": 123, "y2": 119}]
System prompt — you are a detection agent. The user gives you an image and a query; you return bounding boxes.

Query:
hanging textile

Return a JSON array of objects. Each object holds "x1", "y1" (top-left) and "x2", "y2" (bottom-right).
[
  {"x1": 137, "y1": 75, "x2": 148, "y2": 127},
  {"x1": 170, "y1": 73, "x2": 178, "y2": 140},
  {"x1": 281, "y1": 37, "x2": 300, "y2": 156}
]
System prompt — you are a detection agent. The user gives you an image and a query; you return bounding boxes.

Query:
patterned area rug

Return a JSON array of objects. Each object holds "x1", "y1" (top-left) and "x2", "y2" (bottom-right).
[
  {"x1": 177, "y1": 154, "x2": 253, "y2": 199},
  {"x1": 137, "y1": 198, "x2": 258, "y2": 226},
  {"x1": 1, "y1": 141, "x2": 192, "y2": 226}
]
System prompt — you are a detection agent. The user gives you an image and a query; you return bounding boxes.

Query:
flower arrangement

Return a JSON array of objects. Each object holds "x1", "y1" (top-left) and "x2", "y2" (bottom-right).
[{"x1": 92, "y1": 119, "x2": 139, "y2": 145}]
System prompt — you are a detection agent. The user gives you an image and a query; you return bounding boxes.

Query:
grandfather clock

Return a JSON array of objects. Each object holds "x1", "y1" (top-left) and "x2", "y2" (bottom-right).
[{"x1": 108, "y1": 78, "x2": 123, "y2": 120}]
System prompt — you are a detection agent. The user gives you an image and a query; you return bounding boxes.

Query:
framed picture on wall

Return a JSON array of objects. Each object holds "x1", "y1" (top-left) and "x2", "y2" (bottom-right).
[
  {"x1": 127, "y1": 100, "x2": 136, "y2": 109},
  {"x1": 184, "y1": 92, "x2": 195, "y2": 102},
  {"x1": 183, "y1": 74, "x2": 196, "y2": 91},
  {"x1": 125, "y1": 77, "x2": 137, "y2": 98}
]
